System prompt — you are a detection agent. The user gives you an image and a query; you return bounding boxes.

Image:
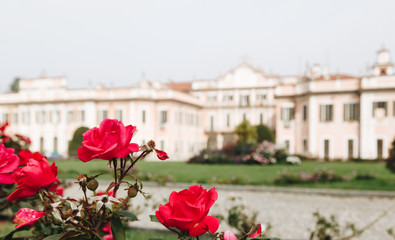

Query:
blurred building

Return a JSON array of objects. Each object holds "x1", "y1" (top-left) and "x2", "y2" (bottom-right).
[{"x1": 0, "y1": 48, "x2": 394, "y2": 161}]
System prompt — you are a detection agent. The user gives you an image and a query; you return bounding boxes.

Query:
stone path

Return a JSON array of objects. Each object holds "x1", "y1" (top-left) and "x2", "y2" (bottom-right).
[{"x1": 65, "y1": 181, "x2": 395, "y2": 240}]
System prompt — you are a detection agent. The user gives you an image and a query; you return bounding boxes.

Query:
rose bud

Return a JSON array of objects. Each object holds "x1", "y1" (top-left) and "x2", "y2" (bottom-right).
[
  {"x1": 87, "y1": 179, "x2": 99, "y2": 191},
  {"x1": 127, "y1": 186, "x2": 138, "y2": 198}
]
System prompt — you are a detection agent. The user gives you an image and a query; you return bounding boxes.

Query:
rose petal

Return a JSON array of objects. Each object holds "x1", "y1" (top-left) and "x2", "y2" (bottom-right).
[
  {"x1": 189, "y1": 215, "x2": 219, "y2": 236},
  {"x1": 13, "y1": 208, "x2": 45, "y2": 228},
  {"x1": 224, "y1": 230, "x2": 238, "y2": 240}
]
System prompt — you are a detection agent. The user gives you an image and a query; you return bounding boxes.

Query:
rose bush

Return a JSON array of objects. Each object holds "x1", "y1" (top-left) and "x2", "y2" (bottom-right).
[
  {"x1": 155, "y1": 185, "x2": 219, "y2": 236},
  {"x1": 1, "y1": 119, "x2": 281, "y2": 240},
  {"x1": 77, "y1": 118, "x2": 139, "y2": 162}
]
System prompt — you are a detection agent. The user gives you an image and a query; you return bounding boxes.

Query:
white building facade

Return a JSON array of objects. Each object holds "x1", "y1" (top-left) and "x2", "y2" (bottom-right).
[{"x1": 1, "y1": 48, "x2": 394, "y2": 161}]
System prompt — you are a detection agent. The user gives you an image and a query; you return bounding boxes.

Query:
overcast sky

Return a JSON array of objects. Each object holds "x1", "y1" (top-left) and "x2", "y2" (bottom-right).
[{"x1": 1, "y1": 0, "x2": 394, "y2": 90}]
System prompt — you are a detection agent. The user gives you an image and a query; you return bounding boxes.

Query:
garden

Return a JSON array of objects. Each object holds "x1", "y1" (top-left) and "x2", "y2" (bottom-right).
[{"x1": 0, "y1": 119, "x2": 395, "y2": 240}]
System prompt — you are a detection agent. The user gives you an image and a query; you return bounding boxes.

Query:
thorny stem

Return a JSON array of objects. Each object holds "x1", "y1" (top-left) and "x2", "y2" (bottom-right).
[
  {"x1": 112, "y1": 150, "x2": 150, "y2": 196},
  {"x1": 123, "y1": 150, "x2": 150, "y2": 176}
]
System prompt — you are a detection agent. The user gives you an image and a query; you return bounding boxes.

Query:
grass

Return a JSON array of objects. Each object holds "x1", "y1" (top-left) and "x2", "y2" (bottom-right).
[{"x1": 51, "y1": 159, "x2": 395, "y2": 191}]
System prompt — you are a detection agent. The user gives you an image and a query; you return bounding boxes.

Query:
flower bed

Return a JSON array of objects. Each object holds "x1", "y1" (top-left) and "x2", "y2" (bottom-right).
[{"x1": 0, "y1": 120, "x2": 275, "y2": 240}]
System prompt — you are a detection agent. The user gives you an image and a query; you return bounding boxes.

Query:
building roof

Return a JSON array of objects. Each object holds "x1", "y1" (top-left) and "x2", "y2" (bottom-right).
[
  {"x1": 166, "y1": 82, "x2": 192, "y2": 92},
  {"x1": 315, "y1": 74, "x2": 357, "y2": 81}
]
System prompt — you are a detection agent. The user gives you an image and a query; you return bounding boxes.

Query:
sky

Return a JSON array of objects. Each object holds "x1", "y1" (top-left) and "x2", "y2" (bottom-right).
[{"x1": 1, "y1": 0, "x2": 395, "y2": 90}]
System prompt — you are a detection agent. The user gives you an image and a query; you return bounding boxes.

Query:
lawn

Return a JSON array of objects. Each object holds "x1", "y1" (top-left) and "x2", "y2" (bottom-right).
[{"x1": 51, "y1": 159, "x2": 395, "y2": 191}]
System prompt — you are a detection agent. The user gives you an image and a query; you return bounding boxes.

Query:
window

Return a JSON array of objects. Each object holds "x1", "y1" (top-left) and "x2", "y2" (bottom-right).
[
  {"x1": 281, "y1": 107, "x2": 295, "y2": 121},
  {"x1": 259, "y1": 113, "x2": 263, "y2": 124},
  {"x1": 256, "y1": 93, "x2": 266, "y2": 101},
  {"x1": 303, "y1": 105, "x2": 308, "y2": 121},
  {"x1": 243, "y1": 113, "x2": 247, "y2": 121},
  {"x1": 377, "y1": 139, "x2": 383, "y2": 159},
  {"x1": 53, "y1": 137, "x2": 58, "y2": 153},
  {"x1": 77, "y1": 110, "x2": 85, "y2": 122},
  {"x1": 2, "y1": 113, "x2": 9, "y2": 123},
  {"x1": 196, "y1": 114, "x2": 200, "y2": 126},
  {"x1": 226, "y1": 114, "x2": 230, "y2": 127},
  {"x1": 284, "y1": 140, "x2": 290, "y2": 152},
  {"x1": 344, "y1": 103, "x2": 359, "y2": 121},
  {"x1": 303, "y1": 139, "x2": 308, "y2": 154},
  {"x1": 40, "y1": 137, "x2": 44, "y2": 153},
  {"x1": 179, "y1": 112, "x2": 183, "y2": 124},
  {"x1": 348, "y1": 139, "x2": 354, "y2": 159},
  {"x1": 23, "y1": 111, "x2": 30, "y2": 124},
  {"x1": 97, "y1": 110, "x2": 108, "y2": 123},
  {"x1": 12, "y1": 113, "x2": 18, "y2": 124},
  {"x1": 142, "y1": 110, "x2": 146, "y2": 123},
  {"x1": 207, "y1": 95, "x2": 217, "y2": 102},
  {"x1": 160, "y1": 110, "x2": 167, "y2": 128},
  {"x1": 240, "y1": 95, "x2": 250, "y2": 107},
  {"x1": 324, "y1": 139, "x2": 330, "y2": 160},
  {"x1": 52, "y1": 110, "x2": 61, "y2": 124},
  {"x1": 160, "y1": 140, "x2": 165, "y2": 151},
  {"x1": 115, "y1": 109, "x2": 123, "y2": 121},
  {"x1": 67, "y1": 110, "x2": 74, "y2": 123},
  {"x1": 36, "y1": 111, "x2": 46, "y2": 124},
  {"x1": 223, "y1": 94, "x2": 233, "y2": 102},
  {"x1": 372, "y1": 101, "x2": 387, "y2": 117},
  {"x1": 210, "y1": 116, "x2": 214, "y2": 132},
  {"x1": 320, "y1": 104, "x2": 333, "y2": 122}
]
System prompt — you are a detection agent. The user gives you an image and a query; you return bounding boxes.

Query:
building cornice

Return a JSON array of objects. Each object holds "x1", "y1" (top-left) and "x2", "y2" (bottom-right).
[
  {"x1": 0, "y1": 97, "x2": 203, "y2": 108},
  {"x1": 275, "y1": 90, "x2": 361, "y2": 99}
]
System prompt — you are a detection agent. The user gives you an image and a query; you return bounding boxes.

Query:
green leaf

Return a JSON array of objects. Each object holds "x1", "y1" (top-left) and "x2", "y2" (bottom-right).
[
  {"x1": 150, "y1": 214, "x2": 160, "y2": 222},
  {"x1": 43, "y1": 233, "x2": 66, "y2": 240},
  {"x1": 0, "y1": 226, "x2": 29, "y2": 240},
  {"x1": 111, "y1": 213, "x2": 126, "y2": 240},
  {"x1": 118, "y1": 210, "x2": 138, "y2": 221},
  {"x1": 19, "y1": 202, "x2": 34, "y2": 209},
  {"x1": 59, "y1": 230, "x2": 83, "y2": 240}
]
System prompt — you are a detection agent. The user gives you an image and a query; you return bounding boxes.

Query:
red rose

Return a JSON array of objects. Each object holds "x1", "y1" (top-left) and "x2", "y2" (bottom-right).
[
  {"x1": 7, "y1": 157, "x2": 58, "y2": 201},
  {"x1": 155, "y1": 185, "x2": 219, "y2": 236},
  {"x1": 13, "y1": 208, "x2": 45, "y2": 228},
  {"x1": 77, "y1": 119, "x2": 139, "y2": 162},
  {"x1": 18, "y1": 150, "x2": 43, "y2": 166},
  {"x1": 0, "y1": 144, "x2": 20, "y2": 184}
]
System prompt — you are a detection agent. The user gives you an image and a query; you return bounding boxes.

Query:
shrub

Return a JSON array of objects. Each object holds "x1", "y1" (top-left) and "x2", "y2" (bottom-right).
[
  {"x1": 234, "y1": 120, "x2": 257, "y2": 143},
  {"x1": 68, "y1": 126, "x2": 89, "y2": 158},
  {"x1": 256, "y1": 124, "x2": 275, "y2": 143},
  {"x1": 274, "y1": 168, "x2": 346, "y2": 185},
  {"x1": 386, "y1": 138, "x2": 395, "y2": 173}
]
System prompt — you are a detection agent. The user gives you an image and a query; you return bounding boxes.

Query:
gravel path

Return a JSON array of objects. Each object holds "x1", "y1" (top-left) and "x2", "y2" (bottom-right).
[{"x1": 65, "y1": 182, "x2": 395, "y2": 240}]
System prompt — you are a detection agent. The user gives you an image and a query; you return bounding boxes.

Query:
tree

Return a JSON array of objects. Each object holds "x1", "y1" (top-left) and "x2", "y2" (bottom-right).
[
  {"x1": 10, "y1": 77, "x2": 20, "y2": 92},
  {"x1": 386, "y1": 137, "x2": 395, "y2": 173},
  {"x1": 68, "y1": 126, "x2": 89, "y2": 158},
  {"x1": 256, "y1": 124, "x2": 275, "y2": 143},
  {"x1": 234, "y1": 120, "x2": 257, "y2": 143}
]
